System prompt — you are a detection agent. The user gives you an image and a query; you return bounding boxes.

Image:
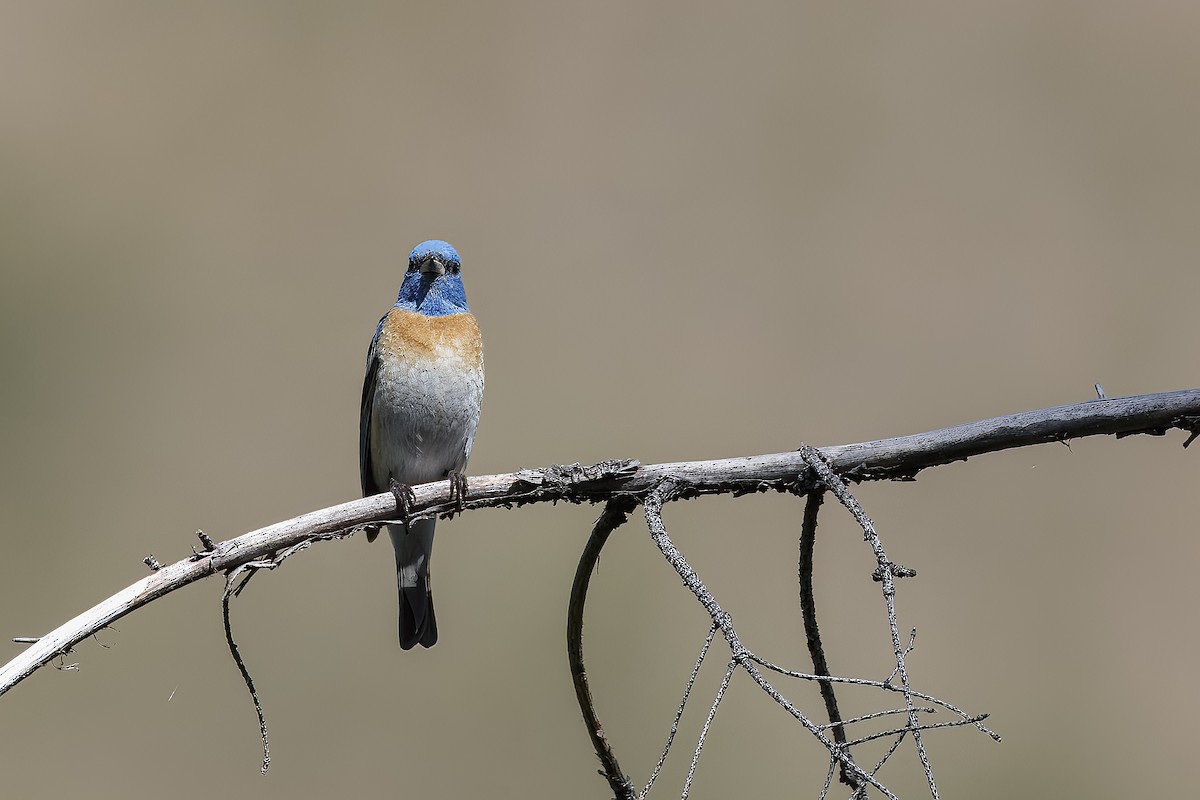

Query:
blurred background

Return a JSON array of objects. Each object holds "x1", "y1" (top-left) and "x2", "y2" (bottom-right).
[{"x1": 1, "y1": 2, "x2": 1197, "y2": 797}]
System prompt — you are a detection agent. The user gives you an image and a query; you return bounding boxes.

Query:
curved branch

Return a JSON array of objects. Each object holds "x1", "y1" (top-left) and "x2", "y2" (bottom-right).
[
  {"x1": 798, "y1": 489, "x2": 861, "y2": 792},
  {"x1": 566, "y1": 498, "x2": 639, "y2": 800},
  {"x1": 3, "y1": 388, "x2": 1196, "y2": 696}
]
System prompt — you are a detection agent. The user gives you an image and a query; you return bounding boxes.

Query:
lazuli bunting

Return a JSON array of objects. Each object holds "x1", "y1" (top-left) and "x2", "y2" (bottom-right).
[{"x1": 360, "y1": 240, "x2": 484, "y2": 649}]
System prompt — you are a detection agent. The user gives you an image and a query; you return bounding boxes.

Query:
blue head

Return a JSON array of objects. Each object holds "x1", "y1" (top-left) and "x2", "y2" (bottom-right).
[{"x1": 395, "y1": 240, "x2": 470, "y2": 316}]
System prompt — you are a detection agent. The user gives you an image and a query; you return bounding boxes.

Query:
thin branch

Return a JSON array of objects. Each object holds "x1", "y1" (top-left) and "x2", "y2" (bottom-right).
[
  {"x1": 798, "y1": 489, "x2": 859, "y2": 792},
  {"x1": 681, "y1": 654, "x2": 738, "y2": 800},
  {"x1": 566, "y1": 497, "x2": 640, "y2": 800},
  {"x1": 223, "y1": 567, "x2": 270, "y2": 774},
  {"x1": 3, "y1": 389, "x2": 1197, "y2": 697},
  {"x1": 216, "y1": 535, "x2": 331, "y2": 773},
  {"x1": 799, "y1": 445, "x2": 937, "y2": 799},
  {"x1": 746, "y1": 652, "x2": 1000, "y2": 742},
  {"x1": 641, "y1": 623, "x2": 718, "y2": 799},
  {"x1": 844, "y1": 714, "x2": 993, "y2": 749}
]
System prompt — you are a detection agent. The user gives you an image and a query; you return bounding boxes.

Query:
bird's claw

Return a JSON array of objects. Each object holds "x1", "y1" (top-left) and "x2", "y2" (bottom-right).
[
  {"x1": 389, "y1": 478, "x2": 416, "y2": 525},
  {"x1": 448, "y1": 470, "x2": 468, "y2": 512}
]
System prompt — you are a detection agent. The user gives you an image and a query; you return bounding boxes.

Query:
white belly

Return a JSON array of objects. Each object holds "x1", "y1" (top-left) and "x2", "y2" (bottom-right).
[{"x1": 369, "y1": 346, "x2": 483, "y2": 488}]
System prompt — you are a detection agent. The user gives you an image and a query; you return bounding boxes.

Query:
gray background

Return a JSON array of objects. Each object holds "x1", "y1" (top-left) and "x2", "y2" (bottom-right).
[{"x1": 2, "y1": 2, "x2": 1198, "y2": 797}]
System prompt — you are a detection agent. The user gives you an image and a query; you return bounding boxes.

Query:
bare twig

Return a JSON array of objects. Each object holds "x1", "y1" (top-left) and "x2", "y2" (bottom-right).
[
  {"x1": 223, "y1": 567, "x2": 270, "y2": 774},
  {"x1": 798, "y1": 444, "x2": 937, "y2": 798},
  {"x1": 642, "y1": 623, "x2": 718, "y2": 799},
  {"x1": 216, "y1": 536, "x2": 334, "y2": 773},
  {"x1": 642, "y1": 480, "x2": 896, "y2": 799},
  {"x1": 798, "y1": 488, "x2": 860, "y2": 792},
  {"x1": 633, "y1": 453, "x2": 1012, "y2": 798},
  {"x1": 746, "y1": 652, "x2": 999, "y2": 741},
  {"x1": 682, "y1": 654, "x2": 738, "y2": 800},
  {"x1": 567, "y1": 497, "x2": 640, "y2": 800}
]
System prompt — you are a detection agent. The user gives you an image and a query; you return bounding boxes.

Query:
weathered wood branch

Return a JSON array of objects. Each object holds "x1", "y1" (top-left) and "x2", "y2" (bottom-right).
[{"x1": 2, "y1": 388, "x2": 1196, "y2": 696}]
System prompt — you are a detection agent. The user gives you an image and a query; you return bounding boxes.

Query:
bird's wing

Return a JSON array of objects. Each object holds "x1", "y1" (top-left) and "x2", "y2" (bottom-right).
[{"x1": 359, "y1": 320, "x2": 385, "y2": 498}]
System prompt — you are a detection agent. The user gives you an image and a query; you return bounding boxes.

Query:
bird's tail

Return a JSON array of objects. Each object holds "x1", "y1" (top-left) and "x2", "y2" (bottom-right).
[{"x1": 389, "y1": 518, "x2": 437, "y2": 649}]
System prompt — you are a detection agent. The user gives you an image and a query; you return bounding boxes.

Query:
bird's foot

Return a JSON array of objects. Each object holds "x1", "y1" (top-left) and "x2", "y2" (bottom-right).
[
  {"x1": 448, "y1": 470, "x2": 469, "y2": 513},
  {"x1": 388, "y1": 478, "x2": 416, "y2": 525}
]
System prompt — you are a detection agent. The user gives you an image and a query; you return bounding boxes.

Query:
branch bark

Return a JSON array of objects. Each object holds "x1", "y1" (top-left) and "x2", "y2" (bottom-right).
[{"x1": 3, "y1": 388, "x2": 1197, "y2": 696}]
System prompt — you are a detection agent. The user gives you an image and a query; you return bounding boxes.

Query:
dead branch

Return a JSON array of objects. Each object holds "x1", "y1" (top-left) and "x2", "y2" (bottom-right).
[{"x1": 2, "y1": 388, "x2": 1196, "y2": 698}]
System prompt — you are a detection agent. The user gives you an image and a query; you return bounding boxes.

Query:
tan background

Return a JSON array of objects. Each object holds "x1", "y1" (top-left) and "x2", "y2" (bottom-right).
[{"x1": 2, "y1": 2, "x2": 1198, "y2": 797}]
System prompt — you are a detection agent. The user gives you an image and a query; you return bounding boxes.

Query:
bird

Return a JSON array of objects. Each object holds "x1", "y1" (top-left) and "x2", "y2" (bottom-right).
[{"x1": 359, "y1": 240, "x2": 484, "y2": 649}]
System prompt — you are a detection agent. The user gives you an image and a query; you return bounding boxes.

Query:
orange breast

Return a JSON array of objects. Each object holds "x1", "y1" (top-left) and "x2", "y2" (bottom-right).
[{"x1": 376, "y1": 308, "x2": 483, "y2": 369}]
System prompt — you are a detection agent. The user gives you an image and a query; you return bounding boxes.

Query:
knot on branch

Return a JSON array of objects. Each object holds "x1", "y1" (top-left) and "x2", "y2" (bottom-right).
[
  {"x1": 515, "y1": 459, "x2": 640, "y2": 494},
  {"x1": 873, "y1": 563, "x2": 918, "y2": 582}
]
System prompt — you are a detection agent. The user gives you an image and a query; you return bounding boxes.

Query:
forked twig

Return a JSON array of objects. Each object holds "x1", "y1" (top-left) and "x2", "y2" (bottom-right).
[
  {"x1": 642, "y1": 479, "x2": 895, "y2": 799},
  {"x1": 642, "y1": 623, "x2": 718, "y2": 799},
  {"x1": 798, "y1": 444, "x2": 937, "y2": 798},
  {"x1": 747, "y1": 651, "x2": 999, "y2": 741},
  {"x1": 681, "y1": 655, "x2": 738, "y2": 799}
]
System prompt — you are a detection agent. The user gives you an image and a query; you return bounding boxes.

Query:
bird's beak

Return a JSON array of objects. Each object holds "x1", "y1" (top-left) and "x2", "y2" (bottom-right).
[{"x1": 421, "y1": 257, "x2": 446, "y2": 276}]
